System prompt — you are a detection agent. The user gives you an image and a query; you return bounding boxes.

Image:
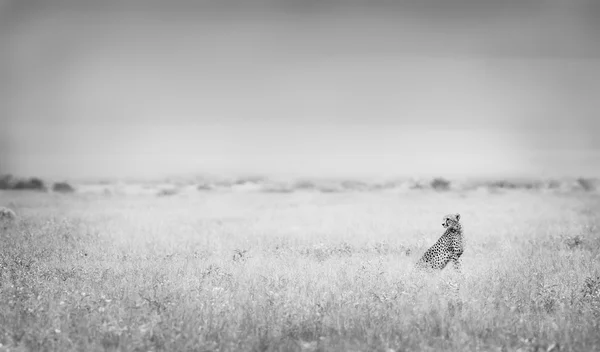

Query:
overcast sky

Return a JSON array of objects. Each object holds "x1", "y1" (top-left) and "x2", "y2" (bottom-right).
[{"x1": 1, "y1": 0, "x2": 599, "y2": 179}]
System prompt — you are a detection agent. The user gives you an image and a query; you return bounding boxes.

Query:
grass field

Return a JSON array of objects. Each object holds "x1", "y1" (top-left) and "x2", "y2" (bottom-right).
[{"x1": 1, "y1": 188, "x2": 600, "y2": 351}]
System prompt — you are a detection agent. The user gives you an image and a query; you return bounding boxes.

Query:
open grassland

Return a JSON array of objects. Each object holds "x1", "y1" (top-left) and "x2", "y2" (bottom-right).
[{"x1": 1, "y1": 189, "x2": 600, "y2": 351}]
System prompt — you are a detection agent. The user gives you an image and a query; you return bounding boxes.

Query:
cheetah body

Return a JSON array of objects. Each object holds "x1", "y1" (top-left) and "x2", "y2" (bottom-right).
[{"x1": 416, "y1": 213, "x2": 464, "y2": 271}]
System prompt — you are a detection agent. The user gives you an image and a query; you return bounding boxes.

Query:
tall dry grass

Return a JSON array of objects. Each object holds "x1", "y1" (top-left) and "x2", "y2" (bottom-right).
[{"x1": 1, "y1": 190, "x2": 599, "y2": 351}]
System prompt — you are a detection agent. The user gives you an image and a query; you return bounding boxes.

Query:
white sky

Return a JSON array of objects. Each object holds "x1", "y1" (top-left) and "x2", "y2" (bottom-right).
[{"x1": 1, "y1": 1, "x2": 599, "y2": 179}]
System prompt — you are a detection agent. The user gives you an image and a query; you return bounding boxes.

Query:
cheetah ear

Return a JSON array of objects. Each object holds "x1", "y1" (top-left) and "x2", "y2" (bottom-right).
[{"x1": 455, "y1": 213, "x2": 461, "y2": 221}]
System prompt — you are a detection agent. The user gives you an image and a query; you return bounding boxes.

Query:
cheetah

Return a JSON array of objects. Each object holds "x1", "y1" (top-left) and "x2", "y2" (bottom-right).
[{"x1": 415, "y1": 213, "x2": 464, "y2": 272}]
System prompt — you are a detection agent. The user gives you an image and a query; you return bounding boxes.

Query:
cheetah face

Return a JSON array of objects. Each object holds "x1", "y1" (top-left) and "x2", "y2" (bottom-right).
[{"x1": 442, "y1": 213, "x2": 461, "y2": 229}]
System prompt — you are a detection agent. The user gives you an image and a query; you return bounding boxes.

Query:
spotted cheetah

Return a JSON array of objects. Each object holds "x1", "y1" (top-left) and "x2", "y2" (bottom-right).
[{"x1": 415, "y1": 213, "x2": 464, "y2": 272}]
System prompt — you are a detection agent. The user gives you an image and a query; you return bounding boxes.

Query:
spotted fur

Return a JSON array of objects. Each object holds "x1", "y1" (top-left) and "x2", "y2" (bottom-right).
[{"x1": 415, "y1": 213, "x2": 464, "y2": 272}]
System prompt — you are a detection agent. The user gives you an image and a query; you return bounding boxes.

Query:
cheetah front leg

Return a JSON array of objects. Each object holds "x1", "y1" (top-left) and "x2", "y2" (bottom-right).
[
  {"x1": 451, "y1": 255, "x2": 462, "y2": 273},
  {"x1": 450, "y1": 240, "x2": 463, "y2": 274},
  {"x1": 447, "y1": 256, "x2": 463, "y2": 305},
  {"x1": 450, "y1": 255, "x2": 466, "y2": 292}
]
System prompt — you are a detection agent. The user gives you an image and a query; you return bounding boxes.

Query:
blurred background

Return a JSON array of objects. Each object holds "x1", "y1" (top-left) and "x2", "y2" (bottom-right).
[{"x1": 1, "y1": 0, "x2": 599, "y2": 180}]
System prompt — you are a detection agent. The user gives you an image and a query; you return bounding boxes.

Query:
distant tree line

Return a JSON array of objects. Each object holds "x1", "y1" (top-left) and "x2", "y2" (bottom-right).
[{"x1": 0, "y1": 174, "x2": 74, "y2": 193}]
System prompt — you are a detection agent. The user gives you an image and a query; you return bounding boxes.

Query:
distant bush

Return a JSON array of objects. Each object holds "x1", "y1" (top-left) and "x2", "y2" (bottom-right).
[
  {"x1": 577, "y1": 178, "x2": 596, "y2": 192},
  {"x1": 213, "y1": 179, "x2": 234, "y2": 188},
  {"x1": 431, "y1": 178, "x2": 451, "y2": 191},
  {"x1": 374, "y1": 180, "x2": 405, "y2": 191},
  {"x1": 233, "y1": 176, "x2": 265, "y2": 185},
  {"x1": 261, "y1": 183, "x2": 294, "y2": 193},
  {"x1": 367, "y1": 183, "x2": 385, "y2": 191},
  {"x1": 488, "y1": 180, "x2": 518, "y2": 189},
  {"x1": 0, "y1": 174, "x2": 15, "y2": 189},
  {"x1": 317, "y1": 184, "x2": 343, "y2": 193},
  {"x1": 293, "y1": 180, "x2": 316, "y2": 190},
  {"x1": 197, "y1": 183, "x2": 214, "y2": 191},
  {"x1": 157, "y1": 188, "x2": 178, "y2": 197},
  {"x1": 487, "y1": 179, "x2": 542, "y2": 191},
  {"x1": 409, "y1": 180, "x2": 427, "y2": 190},
  {"x1": 13, "y1": 177, "x2": 46, "y2": 191},
  {"x1": 341, "y1": 180, "x2": 369, "y2": 192},
  {"x1": 52, "y1": 182, "x2": 75, "y2": 193},
  {"x1": 518, "y1": 180, "x2": 542, "y2": 190}
]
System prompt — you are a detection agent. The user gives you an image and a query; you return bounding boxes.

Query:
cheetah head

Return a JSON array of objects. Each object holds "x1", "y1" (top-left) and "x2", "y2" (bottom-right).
[{"x1": 442, "y1": 213, "x2": 461, "y2": 229}]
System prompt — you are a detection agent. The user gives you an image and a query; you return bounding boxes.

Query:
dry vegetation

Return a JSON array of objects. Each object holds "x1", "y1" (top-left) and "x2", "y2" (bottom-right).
[{"x1": 1, "y1": 184, "x2": 600, "y2": 351}]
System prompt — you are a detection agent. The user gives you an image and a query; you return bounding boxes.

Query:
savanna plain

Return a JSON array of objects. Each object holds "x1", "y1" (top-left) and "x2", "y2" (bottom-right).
[{"x1": 1, "y1": 185, "x2": 600, "y2": 352}]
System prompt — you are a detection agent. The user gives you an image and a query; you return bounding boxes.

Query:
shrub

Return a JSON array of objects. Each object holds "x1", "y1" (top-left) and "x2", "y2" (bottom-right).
[
  {"x1": 410, "y1": 180, "x2": 427, "y2": 190},
  {"x1": 488, "y1": 180, "x2": 518, "y2": 189},
  {"x1": 232, "y1": 249, "x2": 249, "y2": 263},
  {"x1": 431, "y1": 178, "x2": 451, "y2": 191},
  {"x1": 261, "y1": 182, "x2": 294, "y2": 193},
  {"x1": 157, "y1": 188, "x2": 178, "y2": 197},
  {"x1": 519, "y1": 180, "x2": 542, "y2": 190},
  {"x1": 341, "y1": 180, "x2": 369, "y2": 191},
  {"x1": 213, "y1": 179, "x2": 234, "y2": 188},
  {"x1": 0, "y1": 174, "x2": 14, "y2": 189},
  {"x1": 375, "y1": 179, "x2": 405, "y2": 191},
  {"x1": 13, "y1": 177, "x2": 46, "y2": 191},
  {"x1": 545, "y1": 179, "x2": 561, "y2": 189},
  {"x1": 488, "y1": 179, "x2": 543, "y2": 191},
  {"x1": 293, "y1": 180, "x2": 316, "y2": 191},
  {"x1": 52, "y1": 182, "x2": 75, "y2": 193},
  {"x1": 233, "y1": 176, "x2": 265, "y2": 185},
  {"x1": 317, "y1": 185, "x2": 343, "y2": 193},
  {"x1": 580, "y1": 276, "x2": 600, "y2": 317},
  {"x1": 564, "y1": 235, "x2": 583, "y2": 249},
  {"x1": 197, "y1": 183, "x2": 214, "y2": 191},
  {"x1": 582, "y1": 276, "x2": 600, "y2": 299},
  {"x1": 577, "y1": 178, "x2": 596, "y2": 192}
]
